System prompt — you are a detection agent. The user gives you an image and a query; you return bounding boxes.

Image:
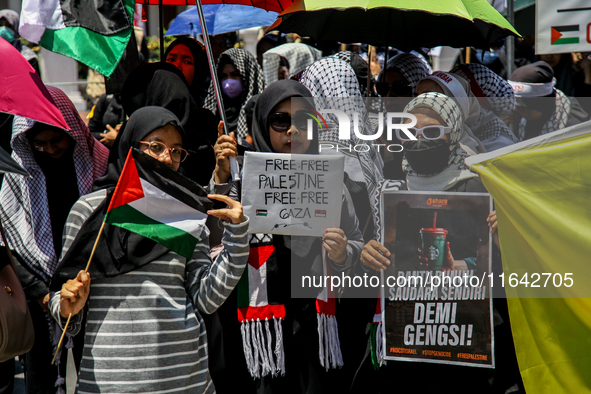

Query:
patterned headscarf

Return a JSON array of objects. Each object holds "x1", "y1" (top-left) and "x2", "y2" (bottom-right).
[
  {"x1": 331, "y1": 51, "x2": 378, "y2": 99},
  {"x1": 402, "y1": 92, "x2": 479, "y2": 191},
  {"x1": 0, "y1": 87, "x2": 110, "y2": 283},
  {"x1": 204, "y1": 48, "x2": 266, "y2": 139},
  {"x1": 263, "y1": 43, "x2": 322, "y2": 85},
  {"x1": 450, "y1": 64, "x2": 519, "y2": 146},
  {"x1": 418, "y1": 71, "x2": 487, "y2": 154},
  {"x1": 451, "y1": 63, "x2": 516, "y2": 118},
  {"x1": 378, "y1": 53, "x2": 430, "y2": 93},
  {"x1": 300, "y1": 56, "x2": 384, "y2": 234}
]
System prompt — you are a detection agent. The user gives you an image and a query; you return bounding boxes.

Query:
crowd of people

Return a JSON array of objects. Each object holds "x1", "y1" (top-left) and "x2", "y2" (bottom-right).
[{"x1": 2, "y1": 9, "x2": 591, "y2": 393}]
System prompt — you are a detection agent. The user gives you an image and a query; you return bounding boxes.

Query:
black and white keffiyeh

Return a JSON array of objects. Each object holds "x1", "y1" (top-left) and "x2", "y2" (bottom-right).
[
  {"x1": 263, "y1": 43, "x2": 322, "y2": 86},
  {"x1": 450, "y1": 64, "x2": 519, "y2": 146},
  {"x1": 204, "y1": 48, "x2": 266, "y2": 139},
  {"x1": 299, "y1": 56, "x2": 384, "y2": 234},
  {"x1": 378, "y1": 53, "x2": 431, "y2": 92},
  {"x1": 516, "y1": 89, "x2": 571, "y2": 141},
  {"x1": 451, "y1": 63, "x2": 516, "y2": 118},
  {"x1": 372, "y1": 179, "x2": 404, "y2": 244},
  {"x1": 0, "y1": 86, "x2": 110, "y2": 283},
  {"x1": 402, "y1": 92, "x2": 479, "y2": 191}
]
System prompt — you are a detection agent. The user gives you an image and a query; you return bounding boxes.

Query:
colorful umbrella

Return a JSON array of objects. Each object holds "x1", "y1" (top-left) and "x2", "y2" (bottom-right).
[
  {"x1": 0, "y1": 38, "x2": 69, "y2": 131},
  {"x1": 268, "y1": 0, "x2": 520, "y2": 49},
  {"x1": 165, "y1": 4, "x2": 279, "y2": 37},
  {"x1": 137, "y1": 0, "x2": 293, "y2": 14}
]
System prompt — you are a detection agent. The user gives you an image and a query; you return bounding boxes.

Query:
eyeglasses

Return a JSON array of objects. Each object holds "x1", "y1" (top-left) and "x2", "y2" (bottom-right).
[
  {"x1": 376, "y1": 81, "x2": 412, "y2": 97},
  {"x1": 139, "y1": 141, "x2": 189, "y2": 163},
  {"x1": 268, "y1": 112, "x2": 311, "y2": 133},
  {"x1": 395, "y1": 126, "x2": 451, "y2": 141}
]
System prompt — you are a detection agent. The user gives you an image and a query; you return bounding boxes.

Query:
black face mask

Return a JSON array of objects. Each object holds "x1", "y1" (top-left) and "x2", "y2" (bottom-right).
[{"x1": 404, "y1": 139, "x2": 451, "y2": 175}]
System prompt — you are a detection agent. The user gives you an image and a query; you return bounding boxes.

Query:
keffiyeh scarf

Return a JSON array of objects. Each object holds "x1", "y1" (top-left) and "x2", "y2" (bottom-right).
[
  {"x1": 0, "y1": 86, "x2": 109, "y2": 283},
  {"x1": 300, "y1": 57, "x2": 384, "y2": 234},
  {"x1": 378, "y1": 53, "x2": 431, "y2": 92},
  {"x1": 204, "y1": 48, "x2": 266, "y2": 139},
  {"x1": 516, "y1": 89, "x2": 571, "y2": 141},
  {"x1": 402, "y1": 92, "x2": 479, "y2": 191},
  {"x1": 451, "y1": 64, "x2": 518, "y2": 145},
  {"x1": 262, "y1": 43, "x2": 322, "y2": 85}
]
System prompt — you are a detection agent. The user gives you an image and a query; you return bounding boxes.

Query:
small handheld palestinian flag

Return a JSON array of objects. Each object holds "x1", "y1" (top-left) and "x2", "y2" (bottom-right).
[{"x1": 104, "y1": 148, "x2": 210, "y2": 258}]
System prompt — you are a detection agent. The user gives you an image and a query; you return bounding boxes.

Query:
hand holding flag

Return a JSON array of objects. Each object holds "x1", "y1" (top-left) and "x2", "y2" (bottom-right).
[{"x1": 207, "y1": 194, "x2": 245, "y2": 224}]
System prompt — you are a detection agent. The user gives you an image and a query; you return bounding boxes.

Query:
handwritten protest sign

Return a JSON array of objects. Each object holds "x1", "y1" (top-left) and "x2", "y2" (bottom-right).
[
  {"x1": 380, "y1": 191, "x2": 494, "y2": 368},
  {"x1": 242, "y1": 152, "x2": 344, "y2": 236}
]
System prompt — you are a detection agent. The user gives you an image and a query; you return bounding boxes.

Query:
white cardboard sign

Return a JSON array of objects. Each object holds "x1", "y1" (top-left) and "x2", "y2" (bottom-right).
[{"x1": 241, "y1": 152, "x2": 344, "y2": 236}]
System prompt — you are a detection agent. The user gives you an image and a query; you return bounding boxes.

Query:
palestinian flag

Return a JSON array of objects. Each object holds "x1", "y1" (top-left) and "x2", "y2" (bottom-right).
[
  {"x1": 551, "y1": 25, "x2": 580, "y2": 45},
  {"x1": 19, "y1": 0, "x2": 134, "y2": 76},
  {"x1": 105, "y1": 148, "x2": 211, "y2": 259}
]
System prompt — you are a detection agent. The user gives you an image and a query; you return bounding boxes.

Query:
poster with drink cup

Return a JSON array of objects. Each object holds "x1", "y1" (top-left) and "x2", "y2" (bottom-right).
[{"x1": 379, "y1": 191, "x2": 494, "y2": 368}]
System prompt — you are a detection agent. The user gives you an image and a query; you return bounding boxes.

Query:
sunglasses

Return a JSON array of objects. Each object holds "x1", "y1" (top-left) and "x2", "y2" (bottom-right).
[
  {"x1": 395, "y1": 126, "x2": 451, "y2": 141},
  {"x1": 376, "y1": 80, "x2": 413, "y2": 97},
  {"x1": 268, "y1": 112, "x2": 312, "y2": 133}
]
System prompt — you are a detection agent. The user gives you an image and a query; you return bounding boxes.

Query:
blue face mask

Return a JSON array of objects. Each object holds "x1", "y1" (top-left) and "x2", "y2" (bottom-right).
[
  {"x1": 0, "y1": 27, "x2": 16, "y2": 43},
  {"x1": 222, "y1": 78, "x2": 243, "y2": 99}
]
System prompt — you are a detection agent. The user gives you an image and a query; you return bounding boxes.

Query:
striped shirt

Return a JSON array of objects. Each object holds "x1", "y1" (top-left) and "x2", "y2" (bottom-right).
[{"x1": 50, "y1": 189, "x2": 250, "y2": 394}]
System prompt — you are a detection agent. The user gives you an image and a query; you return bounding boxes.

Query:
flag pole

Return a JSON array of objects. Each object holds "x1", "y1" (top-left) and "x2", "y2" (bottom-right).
[
  {"x1": 51, "y1": 221, "x2": 107, "y2": 365},
  {"x1": 159, "y1": 0, "x2": 164, "y2": 61},
  {"x1": 194, "y1": 0, "x2": 240, "y2": 182}
]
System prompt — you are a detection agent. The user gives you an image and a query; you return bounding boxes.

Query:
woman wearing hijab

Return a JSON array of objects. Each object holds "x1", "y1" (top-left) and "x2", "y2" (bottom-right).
[
  {"x1": 300, "y1": 57, "x2": 384, "y2": 243},
  {"x1": 362, "y1": 93, "x2": 486, "y2": 273},
  {"x1": 0, "y1": 86, "x2": 109, "y2": 394},
  {"x1": 0, "y1": 9, "x2": 40, "y2": 74},
  {"x1": 212, "y1": 79, "x2": 364, "y2": 394},
  {"x1": 165, "y1": 37, "x2": 211, "y2": 106},
  {"x1": 447, "y1": 63, "x2": 519, "y2": 151},
  {"x1": 377, "y1": 53, "x2": 430, "y2": 103},
  {"x1": 507, "y1": 61, "x2": 589, "y2": 141},
  {"x1": 122, "y1": 62, "x2": 217, "y2": 185},
  {"x1": 47, "y1": 106, "x2": 249, "y2": 394},
  {"x1": 358, "y1": 93, "x2": 523, "y2": 394},
  {"x1": 375, "y1": 53, "x2": 431, "y2": 180},
  {"x1": 262, "y1": 43, "x2": 322, "y2": 86},
  {"x1": 416, "y1": 71, "x2": 488, "y2": 154},
  {"x1": 204, "y1": 48, "x2": 266, "y2": 140}
]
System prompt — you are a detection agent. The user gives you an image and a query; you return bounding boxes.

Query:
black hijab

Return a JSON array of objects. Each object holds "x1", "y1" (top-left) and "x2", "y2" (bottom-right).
[
  {"x1": 94, "y1": 106, "x2": 186, "y2": 190},
  {"x1": 26, "y1": 126, "x2": 79, "y2": 257},
  {"x1": 164, "y1": 37, "x2": 210, "y2": 105},
  {"x1": 252, "y1": 79, "x2": 318, "y2": 154},
  {"x1": 50, "y1": 107, "x2": 186, "y2": 290},
  {"x1": 121, "y1": 62, "x2": 216, "y2": 185},
  {"x1": 122, "y1": 62, "x2": 195, "y2": 128}
]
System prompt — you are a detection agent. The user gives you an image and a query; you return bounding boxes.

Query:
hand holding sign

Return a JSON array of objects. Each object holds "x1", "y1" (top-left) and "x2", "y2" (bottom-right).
[{"x1": 323, "y1": 228, "x2": 347, "y2": 264}]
